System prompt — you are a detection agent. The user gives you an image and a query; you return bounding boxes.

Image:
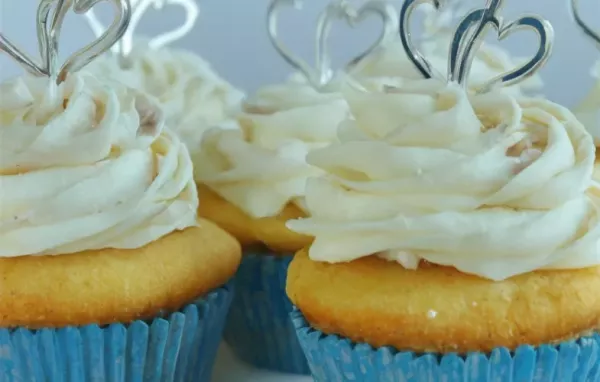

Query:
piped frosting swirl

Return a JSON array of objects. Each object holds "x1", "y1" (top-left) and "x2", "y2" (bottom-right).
[
  {"x1": 0, "y1": 73, "x2": 198, "y2": 257},
  {"x1": 287, "y1": 80, "x2": 600, "y2": 280}
]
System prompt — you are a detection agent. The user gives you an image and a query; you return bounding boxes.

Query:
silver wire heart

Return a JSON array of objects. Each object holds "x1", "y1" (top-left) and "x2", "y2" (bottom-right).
[
  {"x1": 83, "y1": 0, "x2": 199, "y2": 68},
  {"x1": 450, "y1": 3, "x2": 553, "y2": 93},
  {"x1": 0, "y1": 0, "x2": 61, "y2": 78},
  {"x1": 60, "y1": 0, "x2": 131, "y2": 81},
  {"x1": 0, "y1": 0, "x2": 130, "y2": 84},
  {"x1": 400, "y1": 0, "x2": 553, "y2": 93},
  {"x1": 267, "y1": 0, "x2": 397, "y2": 90},
  {"x1": 0, "y1": 36, "x2": 46, "y2": 77}
]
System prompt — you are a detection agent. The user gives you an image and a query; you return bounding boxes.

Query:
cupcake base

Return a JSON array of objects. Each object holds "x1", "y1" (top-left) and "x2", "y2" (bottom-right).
[
  {"x1": 0, "y1": 281, "x2": 233, "y2": 382},
  {"x1": 223, "y1": 251, "x2": 310, "y2": 375},
  {"x1": 291, "y1": 308, "x2": 600, "y2": 382}
]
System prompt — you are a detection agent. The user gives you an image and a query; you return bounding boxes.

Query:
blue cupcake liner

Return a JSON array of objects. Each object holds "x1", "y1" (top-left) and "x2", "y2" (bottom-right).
[
  {"x1": 223, "y1": 251, "x2": 310, "y2": 374},
  {"x1": 291, "y1": 308, "x2": 600, "y2": 382},
  {"x1": 0, "y1": 281, "x2": 233, "y2": 382}
]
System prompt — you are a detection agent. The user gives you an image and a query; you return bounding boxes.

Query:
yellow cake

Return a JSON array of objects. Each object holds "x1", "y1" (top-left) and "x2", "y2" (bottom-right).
[
  {"x1": 197, "y1": 184, "x2": 308, "y2": 253},
  {"x1": 288, "y1": 249, "x2": 600, "y2": 353},
  {"x1": 0, "y1": 222, "x2": 239, "y2": 328}
]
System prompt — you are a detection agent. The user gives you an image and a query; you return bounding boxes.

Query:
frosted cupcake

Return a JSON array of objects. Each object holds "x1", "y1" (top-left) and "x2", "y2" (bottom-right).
[
  {"x1": 191, "y1": 0, "x2": 406, "y2": 372},
  {"x1": 0, "y1": 3, "x2": 240, "y2": 380},
  {"x1": 193, "y1": 75, "x2": 343, "y2": 374},
  {"x1": 83, "y1": 0, "x2": 244, "y2": 153},
  {"x1": 0, "y1": 72, "x2": 242, "y2": 381},
  {"x1": 287, "y1": 3, "x2": 600, "y2": 381}
]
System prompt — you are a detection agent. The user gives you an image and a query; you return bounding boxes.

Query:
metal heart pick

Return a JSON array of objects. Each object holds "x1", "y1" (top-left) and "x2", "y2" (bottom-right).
[
  {"x1": 570, "y1": 0, "x2": 600, "y2": 50},
  {"x1": 450, "y1": 0, "x2": 553, "y2": 93},
  {"x1": 0, "y1": 0, "x2": 68, "y2": 77},
  {"x1": 0, "y1": 35, "x2": 46, "y2": 77},
  {"x1": 267, "y1": 0, "x2": 397, "y2": 90},
  {"x1": 62, "y1": 0, "x2": 132, "y2": 81},
  {"x1": 400, "y1": 0, "x2": 553, "y2": 93},
  {"x1": 83, "y1": 0, "x2": 199, "y2": 68},
  {"x1": 0, "y1": 0, "x2": 130, "y2": 84}
]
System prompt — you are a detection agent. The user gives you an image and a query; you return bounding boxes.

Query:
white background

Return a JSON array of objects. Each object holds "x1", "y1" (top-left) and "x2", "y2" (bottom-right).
[{"x1": 1, "y1": 1, "x2": 600, "y2": 381}]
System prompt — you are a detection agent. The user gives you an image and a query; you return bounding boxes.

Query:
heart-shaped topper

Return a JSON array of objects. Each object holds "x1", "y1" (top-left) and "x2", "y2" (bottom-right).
[
  {"x1": 84, "y1": 0, "x2": 199, "y2": 68},
  {"x1": 400, "y1": 0, "x2": 553, "y2": 94},
  {"x1": 570, "y1": 0, "x2": 600, "y2": 50},
  {"x1": 267, "y1": 0, "x2": 398, "y2": 91},
  {"x1": 0, "y1": 0, "x2": 130, "y2": 85}
]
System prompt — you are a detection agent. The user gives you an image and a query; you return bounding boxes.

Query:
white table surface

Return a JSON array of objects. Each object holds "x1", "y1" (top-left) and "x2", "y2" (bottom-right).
[{"x1": 212, "y1": 344, "x2": 311, "y2": 382}]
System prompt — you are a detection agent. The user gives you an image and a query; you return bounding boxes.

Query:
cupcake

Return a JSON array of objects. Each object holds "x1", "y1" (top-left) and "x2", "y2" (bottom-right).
[
  {"x1": 192, "y1": 75, "x2": 344, "y2": 374},
  {"x1": 189, "y1": 0, "x2": 410, "y2": 372},
  {"x1": 0, "y1": 71, "x2": 241, "y2": 381},
  {"x1": 350, "y1": 0, "x2": 543, "y2": 96},
  {"x1": 191, "y1": 0, "x2": 422, "y2": 369},
  {"x1": 83, "y1": 2, "x2": 244, "y2": 154},
  {"x1": 0, "y1": 3, "x2": 241, "y2": 379},
  {"x1": 285, "y1": 5, "x2": 600, "y2": 382}
]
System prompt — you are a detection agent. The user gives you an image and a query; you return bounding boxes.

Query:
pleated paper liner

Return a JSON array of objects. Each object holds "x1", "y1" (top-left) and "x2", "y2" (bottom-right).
[
  {"x1": 0, "y1": 281, "x2": 233, "y2": 382},
  {"x1": 223, "y1": 251, "x2": 310, "y2": 374},
  {"x1": 291, "y1": 308, "x2": 600, "y2": 382}
]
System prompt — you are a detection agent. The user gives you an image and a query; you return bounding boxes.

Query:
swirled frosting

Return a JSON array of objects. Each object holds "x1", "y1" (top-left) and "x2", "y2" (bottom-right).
[
  {"x1": 0, "y1": 73, "x2": 198, "y2": 257},
  {"x1": 86, "y1": 44, "x2": 244, "y2": 153},
  {"x1": 287, "y1": 80, "x2": 600, "y2": 281},
  {"x1": 574, "y1": 61, "x2": 600, "y2": 146},
  {"x1": 193, "y1": 78, "x2": 348, "y2": 218}
]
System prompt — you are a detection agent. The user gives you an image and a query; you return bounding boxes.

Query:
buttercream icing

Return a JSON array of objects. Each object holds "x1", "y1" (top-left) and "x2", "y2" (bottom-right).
[
  {"x1": 85, "y1": 44, "x2": 244, "y2": 153},
  {"x1": 0, "y1": 73, "x2": 198, "y2": 257},
  {"x1": 193, "y1": 79, "x2": 348, "y2": 218},
  {"x1": 287, "y1": 80, "x2": 600, "y2": 281}
]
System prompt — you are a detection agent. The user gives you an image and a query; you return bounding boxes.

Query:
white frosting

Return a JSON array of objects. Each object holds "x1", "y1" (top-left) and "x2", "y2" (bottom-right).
[
  {"x1": 350, "y1": 38, "x2": 544, "y2": 96},
  {"x1": 287, "y1": 80, "x2": 600, "y2": 281},
  {"x1": 574, "y1": 61, "x2": 600, "y2": 146},
  {"x1": 193, "y1": 80, "x2": 348, "y2": 219},
  {"x1": 85, "y1": 44, "x2": 244, "y2": 154},
  {"x1": 0, "y1": 73, "x2": 198, "y2": 257}
]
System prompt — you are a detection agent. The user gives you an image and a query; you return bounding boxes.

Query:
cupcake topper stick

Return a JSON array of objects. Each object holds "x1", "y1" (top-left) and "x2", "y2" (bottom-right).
[
  {"x1": 267, "y1": 0, "x2": 397, "y2": 90},
  {"x1": 399, "y1": 0, "x2": 553, "y2": 93},
  {"x1": 0, "y1": 0, "x2": 130, "y2": 85},
  {"x1": 0, "y1": 36, "x2": 46, "y2": 77},
  {"x1": 343, "y1": 1, "x2": 400, "y2": 70},
  {"x1": 570, "y1": 0, "x2": 600, "y2": 49},
  {"x1": 83, "y1": 0, "x2": 199, "y2": 68}
]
